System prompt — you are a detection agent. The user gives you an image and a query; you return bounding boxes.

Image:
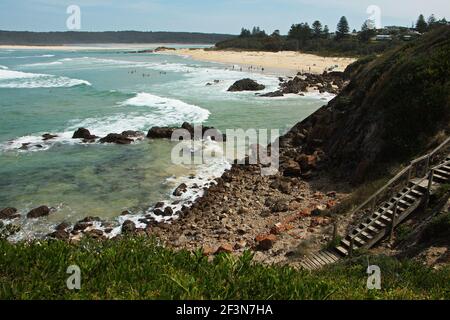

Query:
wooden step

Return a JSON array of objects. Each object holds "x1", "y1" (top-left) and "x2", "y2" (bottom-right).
[
  {"x1": 359, "y1": 223, "x2": 380, "y2": 234},
  {"x1": 343, "y1": 237, "x2": 366, "y2": 247},
  {"x1": 335, "y1": 246, "x2": 348, "y2": 256},
  {"x1": 435, "y1": 169, "x2": 450, "y2": 177},
  {"x1": 433, "y1": 173, "x2": 448, "y2": 183}
]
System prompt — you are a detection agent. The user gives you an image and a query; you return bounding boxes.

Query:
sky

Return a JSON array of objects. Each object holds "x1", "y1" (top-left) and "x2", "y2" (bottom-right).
[{"x1": 0, "y1": 0, "x2": 449, "y2": 34}]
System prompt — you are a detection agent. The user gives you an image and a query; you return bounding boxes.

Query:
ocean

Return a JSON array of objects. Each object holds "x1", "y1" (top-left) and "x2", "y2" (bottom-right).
[{"x1": 0, "y1": 45, "x2": 328, "y2": 240}]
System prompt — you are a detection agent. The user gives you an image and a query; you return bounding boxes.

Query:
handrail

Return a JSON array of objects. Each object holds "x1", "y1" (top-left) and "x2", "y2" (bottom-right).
[
  {"x1": 350, "y1": 159, "x2": 450, "y2": 242},
  {"x1": 346, "y1": 136, "x2": 450, "y2": 234}
]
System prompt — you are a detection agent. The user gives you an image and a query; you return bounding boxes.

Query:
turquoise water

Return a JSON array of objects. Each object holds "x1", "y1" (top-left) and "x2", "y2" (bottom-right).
[{"x1": 0, "y1": 45, "x2": 327, "y2": 238}]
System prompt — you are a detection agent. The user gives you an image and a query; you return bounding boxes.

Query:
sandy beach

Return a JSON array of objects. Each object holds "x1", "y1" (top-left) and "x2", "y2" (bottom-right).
[{"x1": 163, "y1": 49, "x2": 357, "y2": 75}]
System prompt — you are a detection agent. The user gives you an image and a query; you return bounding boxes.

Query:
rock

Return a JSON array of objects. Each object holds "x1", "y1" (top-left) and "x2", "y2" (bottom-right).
[
  {"x1": 202, "y1": 245, "x2": 216, "y2": 256},
  {"x1": 147, "y1": 127, "x2": 175, "y2": 139},
  {"x1": 297, "y1": 154, "x2": 317, "y2": 171},
  {"x1": 121, "y1": 130, "x2": 144, "y2": 138},
  {"x1": 255, "y1": 234, "x2": 277, "y2": 251},
  {"x1": 42, "y1": 133, "x2": 58, "y2": 141},
  {"x1": 122, "y1": 220, "x2": 136, "y2": 234},
  {"x1": 259, "y1": 90, "x2": 284, "y2": 97},
  {"x1": 327, "y1": 191, "x2": 337, "y2": 198},
  {"x1": 154, "y1": 202, "x2": 165, "y2": 209},
  {"x1": 79, "y1": 216, "x2": 101, "y2": 223},
  {"x1": 19, "y1": 143, "x2": 30, "y2": 150},
  {"x1": 121, "y1": 210, "x2": 131, "y2": 216},
  {"x1": 73, "y1": 222, "x2": 92, "y2": 232},
  {"x1": 228, "y1": 79, "x2": 265, "y2": 92},
  {"x1": 153, "y1": 208, "x2": 164, "y2": 216},
  {"x1": 55, "y1": 222, "x2": 70, "y2": 231},
  {"x1": 164, "y1": 207, "x2": 174, "y2": 216},
  {"x1": 72, "y1": 128, "x2": 97, "y2": 140},
  {"x1": 215, "y1": 244, "x2": 234, "y2": 254},
  {"x1": 48, "y1": 229, "x2": 70, "y2": 241},
  {"x1": 27, "y1": 206, "x2": 51, "y2": 219},
  {"x1": 270, "y1": 200, "x2": 289, "y2": 213},
  {"x1": 99, "y1": 133, "x2": 133, "y2": 145},
  {"x1": 85, "y1": 229, "x2": 104, "y2": 239},
  {"x1": 0, "y1": 207, "x2": 20, "y2": 220},
  {"x1": 283, "y1": 160, "x2": 302, "y2": 177},
  {"x1": 311, "y1": 204, "x2": 327, "y2": 216},
  {"x1": 173, "y1": 183, "x2": 188, "y2": 197}
]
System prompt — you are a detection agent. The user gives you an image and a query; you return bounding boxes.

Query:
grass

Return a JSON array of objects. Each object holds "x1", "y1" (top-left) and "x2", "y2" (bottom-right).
[{"x1": 0, "y1": 237, "x2": 449, "y2": 300}]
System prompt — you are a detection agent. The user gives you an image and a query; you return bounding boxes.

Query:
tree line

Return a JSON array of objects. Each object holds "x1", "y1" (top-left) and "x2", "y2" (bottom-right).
[{"x1": 219, "y1": 14, "x2": 448, "y2": 56}]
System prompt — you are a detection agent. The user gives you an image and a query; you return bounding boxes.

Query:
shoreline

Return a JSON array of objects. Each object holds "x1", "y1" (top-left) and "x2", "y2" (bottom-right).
[{"x1": 160, "y1": 48, "x2": 357, "y2": 75}]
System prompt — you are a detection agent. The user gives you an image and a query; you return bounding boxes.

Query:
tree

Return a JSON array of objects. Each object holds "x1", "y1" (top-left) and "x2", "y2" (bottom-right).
[
  {"x1": 322, "y1": 25, "x2": 330, "y2": 38},
  {"x1": 359, "y1": 19, "x2": 376, "y2": 42},
  {"x1": 336, "y1": 16, "x2": 350, "y2": 40},
  {"x1": 288, "y1": 23, "x2": 312, "y2": 47},
  {"x1": 428, "y1": 14, "x2": 437, "y2": 26},
  {"x1": 271, "y1": 29, "x2": 281, "y2": 37},
  {"x1": 416, "y1": 14, "x2": 428, "y2": 33},
  {"x1": 239, "y1": 28, "x2": 251, "y2": 38},
  {"x1": 312, "y1": 20, "x2": 323, "y2": 38}
]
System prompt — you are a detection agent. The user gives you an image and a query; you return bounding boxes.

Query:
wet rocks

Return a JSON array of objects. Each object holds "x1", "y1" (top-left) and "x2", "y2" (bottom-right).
[
  {"x1": 147, "y1": 127, "x2": 175, "y2": 139},
  {"x1": 121, "y1": 131, "x2": 144, "y2": 139},
  {"x1": 42, "y1": 133, "x2": 58, "y2": 141},
  {"x1": 0, "y1": 207, "x2": 20, "y2": 220},
  {"x1": 99, "y1": 133, "x2": 133, "y2": 145},
  {"x1": 27, "y1": 206, "x2": 51, "y2": 219},
  {"x1": 173, "y1": 183, "x2": 188, "y2": 197},
  {"x1": 228, "y1": 78, "x2": 265, "y2": 92},
  {"x1": 259, "y1": 90, "x2": 284, "y2": 97},
  {"x1": 72, "y1": 128, "x2": 97, "y2": 141},
  {"x1": 122, "y1": 220, "x2": 136, "y2": 234},
  {"x1": 48, "y1": 229, "x2": 70, "y2": 241}
]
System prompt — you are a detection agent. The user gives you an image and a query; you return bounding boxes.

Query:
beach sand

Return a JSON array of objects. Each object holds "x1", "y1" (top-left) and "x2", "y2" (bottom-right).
[{"x1": 163, "y1": 49, "x2": 357, "y2": 75}]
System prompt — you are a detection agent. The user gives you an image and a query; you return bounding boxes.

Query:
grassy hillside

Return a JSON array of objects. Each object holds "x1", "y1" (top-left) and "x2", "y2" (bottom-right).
[
  {"x1": 0, "y1": 237, "x2": 448, "y2": 300},
  {"x1": 284, "y1": 26, "x2": 450, "y2": 183}
]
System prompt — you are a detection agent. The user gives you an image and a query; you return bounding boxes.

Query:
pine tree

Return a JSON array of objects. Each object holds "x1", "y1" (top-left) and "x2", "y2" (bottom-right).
[
  {"x1": 359, "y1": 20, "x2": 376, "y2": 42},
  {"x1": 312, "y1": 20, "x2": 323, "y2": 38},
  {"x1": 322, "y1": 25, "x2": 330, "y2": 38},
  {"x1": 336, "y1": 16, "x2": 350, "y2": 40},
  {"x1": 416, "y1": 14, "x2": 428, "y2": 33}
]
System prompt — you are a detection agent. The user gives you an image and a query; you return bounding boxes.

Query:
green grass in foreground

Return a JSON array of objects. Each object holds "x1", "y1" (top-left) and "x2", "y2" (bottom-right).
[{"x1": 0, "y1": 237, "x2": 449, "y2": 300}]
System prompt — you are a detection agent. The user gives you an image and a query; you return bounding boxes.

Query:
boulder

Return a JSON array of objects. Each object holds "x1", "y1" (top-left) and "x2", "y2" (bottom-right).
[
  {"x1": 0, "y1": 207, "x2": 20, "y2": 220},
  {"x1": 163, "y1": 207, "x2": 174, "y2": 216},
  {"x1": 215, "y1": 244, "x2": 234, "y2": 254},
  {"x1": 121, "y1": 131, "x2": 144, "y2": 138},
  {"x1": 48, "y1": 229, "x2": 70, "y2": 241},
  {"x1": 42, "y1": 133, "x2": 58, "y2": 141},
  {"x1": 99, "y1": 133, "x2": 133, "y2": 145},
  {"x1": 147, "y1": 127, "x2": 175, "y2": 139},
  {"x1": 228, "y1": 79, "x2": 265, "y2": 92},
  {"x1": 282, "y1": 160, "x2": 302, "y2": 177},
  {"x1": 259, "y1": 90, "x2": 284, "y2": 98},
  {"x1": 72, "y1": 128, "x2": 97, "y2": 140},
  {"x1": 27, "y1": 206, "x2": 51, "y2": 219},
  {"x1": 122, "y1": 220, "x2": 136, "y2": 234},
  {"x1": 173, "y1": 183, "x2": 188, "y2": 197},
  {"x1": 255, "y1": 234, "x2": 277, "y2": 251}
]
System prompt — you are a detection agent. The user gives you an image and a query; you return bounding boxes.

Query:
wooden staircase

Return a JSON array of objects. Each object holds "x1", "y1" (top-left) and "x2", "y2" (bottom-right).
[{"x1": 299, "y1": 140, "x2": 450, "y2": 271}]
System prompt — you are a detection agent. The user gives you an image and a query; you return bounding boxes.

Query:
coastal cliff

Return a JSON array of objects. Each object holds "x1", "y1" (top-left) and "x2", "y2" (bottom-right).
[{"x1": 281, "y1": 26, "x2": 450, "y2": 184}]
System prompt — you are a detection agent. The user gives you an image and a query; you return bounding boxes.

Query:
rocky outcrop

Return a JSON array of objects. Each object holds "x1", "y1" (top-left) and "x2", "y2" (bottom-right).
[
  {"x1": 27, "y1": 206, "x2": 51, "y2": 219},
  {"x1": 147, "y1": 122, "x2": 226, "y2": 142},
  {"x1": 228, "y1": 79, "x2": 265, "y2": 92},
  {"x1": 72, "y1": 128, "x2": 97, "y2": 141},
  {"x1": 261, "y1": 71, "x2": 347, "y2": 98},
  {"x1": 99, "y1": 133, "x2": 133, "y2": 145},
  {"x1": 122, "y1": 220, "x2": 136, "y2": 234},
  {"x1": 42, "y1": 133, "x2": 58, "y2": 141},
  {"x1": 0, "y1": 208, "x2": 20, "y2": 220}
]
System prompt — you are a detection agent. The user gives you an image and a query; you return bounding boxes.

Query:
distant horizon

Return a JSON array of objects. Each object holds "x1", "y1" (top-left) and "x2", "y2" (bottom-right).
[{"x1": 1, "y1": 0, "x2": 449, "y2": 34}]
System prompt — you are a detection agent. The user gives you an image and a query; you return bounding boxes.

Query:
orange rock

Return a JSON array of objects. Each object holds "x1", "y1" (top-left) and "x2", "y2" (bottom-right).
[
  {"x1": 215, "y1": 244, "x2": 233, "y2": 254},
  {"x1": 255, "y1": 234, "x2": 277, "y2": 251},
  {"x1": 327, "y1": 200, "x2": 337, "y2": 209},
  {"x1": 202, "y1": 245, "x2": 217, "y2": 256}
]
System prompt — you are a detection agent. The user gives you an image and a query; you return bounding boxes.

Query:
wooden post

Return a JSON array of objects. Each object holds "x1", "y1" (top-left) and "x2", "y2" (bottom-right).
[
  {"x1": 371, "y1": 197, "x2": 376, "y2": 216},
  {"x1": 389, "y1": 203, "x2": 397, "y2": 242},
  {"x1": 407, "y1": 166, "x2": 413, "y2": 183},
  {"x1": 425, "y1": 169, "x2": 434, "y2": 208},
  {"x1": 349, "y1": 237, "x2": 354, "y2": 258},
  {"x1": 425, "y1": 156, "x2": 431, "y2": 176},
  {"x1": 333, "y1": 220, "x2": 338, "y2": 242}
]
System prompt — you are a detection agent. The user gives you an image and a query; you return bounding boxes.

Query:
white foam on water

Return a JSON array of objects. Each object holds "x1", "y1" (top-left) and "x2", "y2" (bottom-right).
[
  {"x1": 0, "y1": 68, "x2": 91, "y2": 88},
  {"x1": 0, "y1": 65, "x2": 8, "y2": 69},
  {"x1": 20, "y1": 61, "x2": 64, "y2": 67},
  {"x1": 0, "y1": 92, "x2": 210, "y2": 153}
]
